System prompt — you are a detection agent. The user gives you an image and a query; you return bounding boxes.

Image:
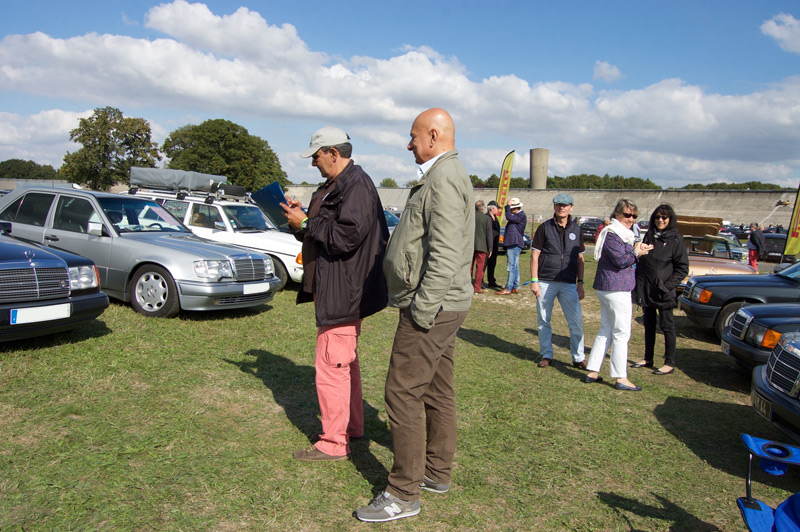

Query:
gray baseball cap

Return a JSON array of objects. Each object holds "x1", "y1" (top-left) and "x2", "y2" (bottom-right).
[{"x1": 300, "y1": 126, "x2": 351, "y2": 158}]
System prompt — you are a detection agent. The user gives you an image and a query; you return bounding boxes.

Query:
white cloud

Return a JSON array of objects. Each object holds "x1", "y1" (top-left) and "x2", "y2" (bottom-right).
[
  {"x1": 762, "y1": 13, "x2": 800, "y2": 54},
  {"x1": 0, "y1": 1, "x2": 797, "y2": 189},
  {"x1": 593, "y1": 60, "x2": 622, "y2": 83}
]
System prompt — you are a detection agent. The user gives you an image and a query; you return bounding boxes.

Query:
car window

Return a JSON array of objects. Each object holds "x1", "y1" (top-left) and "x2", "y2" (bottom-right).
[
  {"x1": 189, "y1": 204, "x2": 222, "y2": 229},
  {"x1": 163, "y1": 199, "x2": 189, "y2": 221},
  {"x1": 53, "y1": 196, "x2": 95, "y2": 233},
  {"x1": 97, "y1": 197, "x2": 186, "y2": 233},
  {"x1": 0, "y1": 192, "x2": 55, "y2": 226},
  {"x1": 222, "y1": 205, "x2": 271, "y2": 231},
  {"x1": 384, "y1": 211, "x2": 400, "y2": 228}
]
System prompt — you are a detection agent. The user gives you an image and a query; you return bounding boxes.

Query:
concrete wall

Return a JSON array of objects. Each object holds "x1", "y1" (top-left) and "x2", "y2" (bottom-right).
[{"x1": 286, "y1": 186, "x2": 797, "y2": 227}]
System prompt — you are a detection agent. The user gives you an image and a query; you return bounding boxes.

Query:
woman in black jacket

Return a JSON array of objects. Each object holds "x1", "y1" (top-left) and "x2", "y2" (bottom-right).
[{"x1": 631, "y1": 204, "x2": 689, "y2": 375}]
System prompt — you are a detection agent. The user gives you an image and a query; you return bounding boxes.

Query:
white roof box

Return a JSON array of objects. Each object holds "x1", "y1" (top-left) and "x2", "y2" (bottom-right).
[{"x1": 130, "y1": 167, "x2": 225, "y2": 192}]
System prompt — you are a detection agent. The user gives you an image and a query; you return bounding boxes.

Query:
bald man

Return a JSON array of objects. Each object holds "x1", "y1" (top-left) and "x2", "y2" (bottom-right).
[{"x1": 356, "y1": 108, "x2": 474, "y2": 522}]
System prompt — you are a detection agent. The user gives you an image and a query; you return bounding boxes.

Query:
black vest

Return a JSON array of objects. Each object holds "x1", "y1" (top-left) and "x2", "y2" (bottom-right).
[{"x1": 537, "y1": 217, "x2": 582, "y2": 283}]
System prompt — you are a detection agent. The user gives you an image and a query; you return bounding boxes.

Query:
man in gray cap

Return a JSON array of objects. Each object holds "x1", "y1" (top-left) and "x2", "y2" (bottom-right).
[
  {"x1": 283, "y1": 126, "x2": 389, "y2": 461},
  {"x1": 529, "y1": 192, "x2": 586, "y2": 369}
]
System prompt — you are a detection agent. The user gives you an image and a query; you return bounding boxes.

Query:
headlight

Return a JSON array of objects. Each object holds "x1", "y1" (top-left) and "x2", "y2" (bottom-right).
[
  {"x1": 746, "y1": 322, "x2": 782, "y2": 349},
  {"x1": 263, "y1": 257, "x2": 274, "y2": 276},
  {"x1": 194, "y1": 260, "x2": 233, "y2": 279},
  {"x1": 68, "y1": 265, "x2": 99, "y2": 289}
]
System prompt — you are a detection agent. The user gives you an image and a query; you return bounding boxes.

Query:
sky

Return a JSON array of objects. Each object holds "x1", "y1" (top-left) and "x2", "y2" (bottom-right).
[{"x1": 1, "y1": 0, "x2": 799, "y2": 188}]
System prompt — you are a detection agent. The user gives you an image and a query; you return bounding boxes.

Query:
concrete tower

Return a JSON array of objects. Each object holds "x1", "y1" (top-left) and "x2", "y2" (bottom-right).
[{"x1": 530, "y1": 148, "x2": 549, "y2": 189}]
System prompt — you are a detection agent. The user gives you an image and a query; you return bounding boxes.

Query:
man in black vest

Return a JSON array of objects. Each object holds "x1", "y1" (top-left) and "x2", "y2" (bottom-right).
[{"x1": 529, "y1": 193, "x2": 586, "y2": 369}]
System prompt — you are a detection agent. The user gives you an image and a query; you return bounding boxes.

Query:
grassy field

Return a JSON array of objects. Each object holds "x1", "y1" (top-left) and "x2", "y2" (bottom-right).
[{"x1": 0, "y1": 251, "x2": 795, "y2": 531}]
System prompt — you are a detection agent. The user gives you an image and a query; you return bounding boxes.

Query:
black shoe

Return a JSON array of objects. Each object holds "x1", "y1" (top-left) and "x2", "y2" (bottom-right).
[
  {"x1": 584, "y1": 375, "x2": 603, "y2": 383},
  {"x1": 572, "y1": 360, "x2": 588, "y2": 369},
  {"x1": 630, "y1": 361, "x2": 653, "y2": 368},
  {"x1": 653, "y1": 368, "x2": 674, "y2": 375},
  {"x1": 614, "y1": 382, "x2": 642, "y2": 391}
]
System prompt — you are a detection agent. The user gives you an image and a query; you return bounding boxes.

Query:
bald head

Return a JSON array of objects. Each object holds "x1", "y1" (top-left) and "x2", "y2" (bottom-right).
[{"x1": 407, "y1": 108, "x2": 456, "y2": 164}]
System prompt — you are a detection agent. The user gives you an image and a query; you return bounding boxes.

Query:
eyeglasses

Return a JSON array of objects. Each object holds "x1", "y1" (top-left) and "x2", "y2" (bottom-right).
[
  {"x1": 654, "y1": 215, "x2": 669, "y2": 221},
  {"x1": 311, "y1": 147, "x2": 331, "y2": 162},
  {"x1": 622, "y1": 212, "x2": 638, "y2": 219}
]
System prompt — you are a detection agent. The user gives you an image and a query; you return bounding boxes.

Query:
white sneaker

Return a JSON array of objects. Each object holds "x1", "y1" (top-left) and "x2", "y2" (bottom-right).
[{"x1": 355, "y1": 491, "x2": 420, "y2": 522}]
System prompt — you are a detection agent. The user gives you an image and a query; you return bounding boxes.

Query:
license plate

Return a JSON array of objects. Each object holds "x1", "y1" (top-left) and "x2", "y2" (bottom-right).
[
  {"x1": 721, "y1": 340, "x2": 730, "y2": 355},
  {"x1": 243, "y1": 281, "x2": 271, "y2": 295},
  {"x1": 752, "y1": 391, "x2": 772, "y2": 420},
  {"x1": 10, "y1": 303, "x2": 71, "y2": 325}
]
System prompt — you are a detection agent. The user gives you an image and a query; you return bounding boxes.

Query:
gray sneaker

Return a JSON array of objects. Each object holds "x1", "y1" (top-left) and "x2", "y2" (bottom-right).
[
  {"x1": 355, "y1": 491, "x2": 420, "y2": 522},
  {"x1": 420, "y1": 474, "x2": 450, "y2": 494}
]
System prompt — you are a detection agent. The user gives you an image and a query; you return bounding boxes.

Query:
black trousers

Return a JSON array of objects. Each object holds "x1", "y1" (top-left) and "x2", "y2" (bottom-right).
[
  {"x1": 485, "y1": 238, "x2": 500, "y2": 285},
  {"x1": 643, "y1": 306, "x2": 676, "y2": 367}
]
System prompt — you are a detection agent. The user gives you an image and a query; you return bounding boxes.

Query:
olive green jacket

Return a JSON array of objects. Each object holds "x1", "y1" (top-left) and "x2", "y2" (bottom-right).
[{"x1": 383, "y1": 150, "x2": 475, "y2": 329}]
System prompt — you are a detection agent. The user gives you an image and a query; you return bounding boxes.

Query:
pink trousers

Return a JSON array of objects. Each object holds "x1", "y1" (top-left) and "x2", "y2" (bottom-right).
[{"x1": 314, "y1": 320, "x2": 364, "y2": 456}]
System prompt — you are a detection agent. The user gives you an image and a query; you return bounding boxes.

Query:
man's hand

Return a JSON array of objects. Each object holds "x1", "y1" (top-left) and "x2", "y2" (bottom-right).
[
  {"x1": 530, "y1": 281, "x2": 540, "y2": 297},
  {"x1": 281, "y1": 199, "x2": 306, "y2": 231},
  {"x1": 577, "y1": 283, "x2": 585, "y2": 301}
]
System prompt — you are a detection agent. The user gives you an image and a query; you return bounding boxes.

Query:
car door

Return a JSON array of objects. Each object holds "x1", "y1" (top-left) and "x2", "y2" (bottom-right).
[{"x1": 46, "y1": 195, "x2": 114, "y2": 287}]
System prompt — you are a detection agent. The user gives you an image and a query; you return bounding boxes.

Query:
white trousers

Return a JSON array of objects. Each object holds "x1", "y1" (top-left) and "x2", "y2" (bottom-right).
[{"x1": 586, "y1": 290, "x2": 632, "y2": 379}]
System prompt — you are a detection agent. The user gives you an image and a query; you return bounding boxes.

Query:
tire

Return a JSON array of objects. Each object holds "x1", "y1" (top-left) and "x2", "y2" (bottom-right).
[
  {"x1": 129, "y1": 265, "x2": 180, "y2": 318},
  {"x1": 269, "y1": 255, "x2": 288, "y2": 291},
  {"x1": 715, "y1": 301, "x2": 742, "y2": 340}
]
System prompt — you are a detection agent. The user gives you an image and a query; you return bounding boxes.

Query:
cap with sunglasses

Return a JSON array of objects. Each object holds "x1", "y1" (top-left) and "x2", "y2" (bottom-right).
[{"x1": 300, "y1": 126, "x2": 350, "y2": 158}]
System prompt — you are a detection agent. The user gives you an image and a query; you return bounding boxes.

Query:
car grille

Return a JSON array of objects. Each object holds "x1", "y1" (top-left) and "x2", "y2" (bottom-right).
[
  {"x1": 217, "y1": 293, "x2": 271, "y2": 305},
  {"x1": 232, "y1": 258, "x2": 266, "y2": 281},
  {"x1": 0, "y1": 267, "x2": 70, "y2": 303},
  {"x1": 730, "y1": 310, "x2": 752, "y2": 339},
  {"x1": 766, "y1": 343, "x2": 800, "y2": 396}
]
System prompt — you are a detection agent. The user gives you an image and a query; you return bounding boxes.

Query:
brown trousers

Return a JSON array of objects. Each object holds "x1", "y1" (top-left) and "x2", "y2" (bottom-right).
[{"x1": 384, "y1": 307, "x2": 468, "y2": 501}]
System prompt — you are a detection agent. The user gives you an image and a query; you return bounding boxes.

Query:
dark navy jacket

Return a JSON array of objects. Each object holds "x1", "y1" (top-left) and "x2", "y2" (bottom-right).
[{"x1": 532, "y1": 216, "x2": 583, "y2": 283}]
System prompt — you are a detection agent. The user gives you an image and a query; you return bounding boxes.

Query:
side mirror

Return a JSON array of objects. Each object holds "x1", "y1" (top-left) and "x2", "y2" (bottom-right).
[
  {"x1": 0, "y1": 221, "x2": 11, "y2": 234},
  {"x1": 87, "y1": 222, "x2": 103, "y2": 236}
]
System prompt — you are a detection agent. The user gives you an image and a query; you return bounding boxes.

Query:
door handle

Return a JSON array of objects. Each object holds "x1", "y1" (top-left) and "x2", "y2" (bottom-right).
[{"x1": 44, "y1": 235, "x2": 59, "y2": 242}]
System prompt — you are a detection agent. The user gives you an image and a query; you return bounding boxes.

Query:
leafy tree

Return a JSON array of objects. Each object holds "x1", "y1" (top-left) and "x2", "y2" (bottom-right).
[
  {"x1": 469, "y1": 174, "x2": 486, "y2": 188},
  {"x1": 405, "y1": 179, "x2": 420, "y2": 188},
  {"x1": 485, "y1": 174, "x2": 500, "y2": 189},
  {"x1": 60, "y1": 107, "x2": 160, "y2": 190},
  {"x1": 677, "y1": 181, "x2": 788, "y2": 190},
  {"x1": 380, "y1": 178, "x2": 398, "y2": 188},
  {"x1": 0, "y1": 159, "x2": 58, "y2": 180},
  {"x1": 509, "y1": 177, "x2": 529, "y2": 188},
  {"x1": 162, "y1": 119, "x2": 288, "y2": 191}
]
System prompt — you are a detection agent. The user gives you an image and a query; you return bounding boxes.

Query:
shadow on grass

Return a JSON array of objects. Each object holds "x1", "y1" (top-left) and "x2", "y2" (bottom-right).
[
  {"x1": 675, "y1": 347, "x2": 751, "y2": 394},
  {"x1": 458, "y1": 327, "x2": 538, "y2": 362},
  {"x1": 0, "y1": 317, "x2": 112, "y2": 352},
  {"x1": 597, "y1": 491, "x2": 721, "y2": 531},
  {"x1": 224, "y1": 349, "x2": 391, "y2": 492}
]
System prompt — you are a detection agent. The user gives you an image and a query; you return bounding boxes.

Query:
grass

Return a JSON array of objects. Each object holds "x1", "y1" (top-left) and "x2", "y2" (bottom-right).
[{"x1": 0, "y1": 251, "x2": 795, "y2": 531}]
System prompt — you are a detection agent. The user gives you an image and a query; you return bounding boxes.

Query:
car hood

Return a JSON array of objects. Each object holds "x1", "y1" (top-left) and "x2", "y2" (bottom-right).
[
  {"x1": 691, "y1": 273, "x2": 797, "y2": 288},
  {"x1": 0, "y1": 237, "x2": 61, "y2": 264},
  {"x1": 229, "y1": 229, "x2": 301, "y2": 254},
  {"x1": 120, "y1": 232, "x2": 264, "y2": 259},
  {"x1": 739, "y1": 302, "x2": 800, "y2": 328}
]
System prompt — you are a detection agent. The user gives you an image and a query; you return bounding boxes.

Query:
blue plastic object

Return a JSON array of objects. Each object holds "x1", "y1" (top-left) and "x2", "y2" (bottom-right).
[{"x1": 737, "y1": 433, "x2": 800, "y2": 532}]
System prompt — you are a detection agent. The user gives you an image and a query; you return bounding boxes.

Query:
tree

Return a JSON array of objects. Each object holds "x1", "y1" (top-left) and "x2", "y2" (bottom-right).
[
  {"x1": 0, "y1": 159, "x2": 58, "y2": 180},
  {"x1": 162, "y1": 119, "x2": 288, "y2": 191},
  {"x1": 405, "y1": 179, "x2": 420, "y2": 188},
  {"x1": 380, "y1": 178, "x2": 398, "y2": 188},
  {"x1": 60, "y1": 107, "x2": 160, "y2": 190},
  {"x1": 485, "y1": 174, "x2": 500, "y2": 189},
  {"x1": 469, "y1": 174, "x2": 486, "y2": 188}
]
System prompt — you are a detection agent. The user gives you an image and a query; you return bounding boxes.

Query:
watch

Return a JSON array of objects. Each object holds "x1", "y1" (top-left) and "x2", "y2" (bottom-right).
[{"x1": 300, "y1": 217, "x2": 309, "y2": 230}]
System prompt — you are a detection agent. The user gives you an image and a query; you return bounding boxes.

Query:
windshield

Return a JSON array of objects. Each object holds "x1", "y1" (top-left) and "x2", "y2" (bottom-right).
[
  {"x1": 776, "y1": 261, "x2": 800, "y2": 279},
  {"x1": 98, "y1": 197, "x2": 187, "y2": 233},
  {"x1": 384, "y1": 211, "x2": 400, "y2": 227},
  {"x1": 223, "y1": 204, "x2": 276, "y2": 231}
]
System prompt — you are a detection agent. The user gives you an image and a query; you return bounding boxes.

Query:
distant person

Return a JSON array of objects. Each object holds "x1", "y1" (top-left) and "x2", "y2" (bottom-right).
[
  {"x1": 355, "y1": 108, "x2": 473, "y2": 522},
  {"x1": 471, "y1": 201, "x2": 493, "y2": 293},
  {"x1": 495, "y1": 198, "x2": 527, "y2": 295},
  {"x1": 485, "y1": 201, "x2": 502, "y2": 289},
  {"x1": 747, "y1": 222, "x2": 765, "y2": 270},
  {"x1": 282, "y1": 126, "x2": 389, "y2": 462},
  {"x1": 584, "y1": 199, "x2": 652, "y2": 391},
  {"x1": 632, "y1": 204, "x2": 689, "y2": 376},
  {"x1": 530, "y1": 192, "x2": 586, "y2": 369}
]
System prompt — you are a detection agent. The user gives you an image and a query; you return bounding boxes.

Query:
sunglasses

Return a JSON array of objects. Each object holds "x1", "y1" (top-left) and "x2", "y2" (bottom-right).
[
  {"x1": 654, "y1": 215, "x2": 669, "y2": 221},
  {"x1": 622, "y1": 212, "x2": 638, "y2": 219}
]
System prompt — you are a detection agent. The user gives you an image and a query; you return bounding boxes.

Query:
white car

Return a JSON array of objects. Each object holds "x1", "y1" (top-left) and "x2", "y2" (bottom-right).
[{"x1": 126, "y1": 169, "x2": 302, "y2": 290}]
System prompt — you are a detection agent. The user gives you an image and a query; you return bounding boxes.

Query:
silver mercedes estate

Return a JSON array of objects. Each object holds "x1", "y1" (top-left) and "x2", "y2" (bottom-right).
[{"x1": 0, "y1": 186, "x2": 281, "y2": 318}]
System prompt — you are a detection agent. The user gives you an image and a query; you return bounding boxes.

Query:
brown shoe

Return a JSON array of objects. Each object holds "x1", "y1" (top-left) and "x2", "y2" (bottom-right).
[
  {"x1": 511, "y1": 289, "x2": 520, "y2": 294},
  {"x1": 538, "y1": 358, "x2": 551, "y2": 367},
  {"x1": 293, "y1": 445, "x2": 348, "y2": 462},
  {"x1": 572, "y1": 360, "x2": 588, "y2": 369},
  {"x1": 495, "y1": 289, "x2": 512, "y2": 295}
]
